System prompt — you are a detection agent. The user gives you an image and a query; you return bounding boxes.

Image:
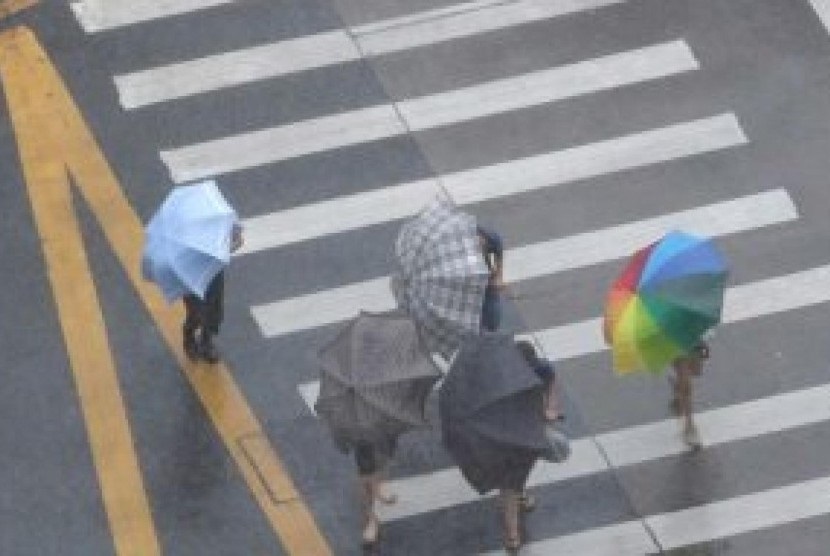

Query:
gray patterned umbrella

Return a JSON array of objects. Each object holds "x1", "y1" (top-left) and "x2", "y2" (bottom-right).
[
  {"x1": 315, "y1": 310, "x2": 442, "y2": 447},
  {"x1": 439, "y1": 333, "x2": 548, "y2": 494},
  {"x1": 392, "y1": 196, "x2": 490, "y2": 357}
]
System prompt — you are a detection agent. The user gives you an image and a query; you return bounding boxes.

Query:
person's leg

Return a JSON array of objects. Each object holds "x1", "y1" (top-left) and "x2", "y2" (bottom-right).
[
  {"x1": 199, "y1": 273, "x2": 224, "y2": 363},
  {"x1": 544, "y1": 377, "x2": 563, "y2": 421},
  {"x1": 675, "y1": 368, "x2": 701, "y2": 448},
  {"x1": 182, "y1": 295, "x2": 200, "y2": 361},
  {"x1": 481, "y1": 283, "x2": 501, "y2": 331},
  {"x1": 500, "y1": 489, "x2": 521, "y2": 551},
  {"x1": 355, "y1": 445, "x2": 380, "y2": 546}
]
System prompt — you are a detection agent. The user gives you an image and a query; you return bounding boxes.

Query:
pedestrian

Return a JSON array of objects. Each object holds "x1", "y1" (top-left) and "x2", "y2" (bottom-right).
[
  {"x1": 182, "y1": 223, "x2": 243, "y2": 363},
  {"x1": 516, "y1": 339, "x2": 564, "y2": 422},
  {"x1": 670, "y1": 341, "x2": 709, "y2": 449},
  {"x1": 477, "y1": 225, "x2": 504, "y2": 331}
]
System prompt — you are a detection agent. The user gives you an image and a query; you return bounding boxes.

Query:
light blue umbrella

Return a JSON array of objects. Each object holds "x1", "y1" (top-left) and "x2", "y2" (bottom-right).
[{"x1": 142, "y1": 180, "x2": 238, "y2": 302}]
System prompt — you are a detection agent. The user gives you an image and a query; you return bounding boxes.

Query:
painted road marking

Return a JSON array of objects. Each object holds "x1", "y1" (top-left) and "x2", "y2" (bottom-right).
[
  {"x1": 70, "y1": 0, "x2": 234, "y2": 33},
  {"x1": 161, "y1": 104, "x2": 406, "y2": 183},
  {"x1": 160, "y1": 40, "x2": 699, "y2": 180},
  {"x1": 536, "y1": 263, "x2": 830, "y2": 361},
  {"x1": 355, "y1": 0, "x2": 624, "y2": 56},
  {"x1": 809, "y1": 0, "x2": 830, "y2": 33},
  {"x1": 115, "y1": 31, "x2": 362, "y2": 110},
  {"x1": 238, "y1": 114, "x2": 747, "y2": 254},
  {"x1": 113, "y1": 0, "x2": 622, "y2": 109},
  {"x1": 0, "y1": 26, "x2": 331, "y2": 556},
  {"x1": 252, "y1": 188, "x2": 795, "y2": 337},
  {"x1": 483, "y1": 520, "x2": 658, "y2": 556},
  {"x1": 0, "y1": 26, "x2": 160, "y2": 556},
  {"x1": 484, "y1": 474, "x2": 830, "y2": 555},
  {"x1": 400, "y1": 40, "x2": 698, "y2": 130},
  {"x1": 0, "y1": 0, "x2": 38, "y2": 19},
  {"x1": 386, "y1": 382, "x2": 830, "y2": 523}
]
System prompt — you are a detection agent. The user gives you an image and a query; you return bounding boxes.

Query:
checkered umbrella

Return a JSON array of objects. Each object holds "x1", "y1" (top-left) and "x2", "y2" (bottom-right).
[{"x1": 391, "y1": 196, "x2": 490, "y2": 357}]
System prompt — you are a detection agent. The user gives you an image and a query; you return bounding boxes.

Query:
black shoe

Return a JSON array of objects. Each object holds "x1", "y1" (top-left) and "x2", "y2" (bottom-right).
[
  {"x1": 199, "y1": 335, "x2": 220, "y2": 364},
  {"x1": 183, "y1": 327, "x2": 199, "y2": 361}
]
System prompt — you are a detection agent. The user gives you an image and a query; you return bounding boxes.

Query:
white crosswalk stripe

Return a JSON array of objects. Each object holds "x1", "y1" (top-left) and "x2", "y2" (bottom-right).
[
  {"x1": 238, "y1": 113, "x2": 746, "y2": 253},
  {"x1": 70, "y1": 0, "x2": 235, "y2": 32},
  {"x1": 78, "y1": 0, "x2": 830, "y2": 552},
  {"x1": 160, "y1": 40, "x2": 700, "y2": 181},
  {"x1": 251, "y1": 189, "x2": 795, "y2": 338},
  {"x1": 112, "y1": 0, "x2": 624, "y2": 108},
  {"x1": 481, "y1": 474, "x2": 830, "y2": 555}
]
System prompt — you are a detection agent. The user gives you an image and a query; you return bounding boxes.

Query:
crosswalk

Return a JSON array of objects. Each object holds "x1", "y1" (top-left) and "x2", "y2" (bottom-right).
[{"x1": 74, "y1": 0, "x2": 830, "y2": 553}]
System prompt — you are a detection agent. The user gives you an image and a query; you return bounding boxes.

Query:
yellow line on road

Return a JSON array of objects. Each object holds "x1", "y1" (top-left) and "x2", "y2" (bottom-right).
[
  {"x1": 0, "y1": 26, "x2": 159, "y2": 556},
  {"x1": 0, "y1": 0, "x2": 38, "y2": 19},
  {"x1": 0, "y1": 26, "x2": 332, "y2": 555}
]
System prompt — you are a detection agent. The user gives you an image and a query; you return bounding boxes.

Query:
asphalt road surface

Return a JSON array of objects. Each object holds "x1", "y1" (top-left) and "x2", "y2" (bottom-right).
[{"x1": 2, "y1": 0, "x2": 830, "y2": 554}]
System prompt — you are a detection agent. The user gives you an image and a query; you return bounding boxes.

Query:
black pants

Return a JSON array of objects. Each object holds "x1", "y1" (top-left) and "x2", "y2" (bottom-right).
[
  {"x1": 354, "y1": 437, "x2": 396, "y2": 476},
  {"x1": 183, "y1": 272, "x2": 224, "y2": 335}
]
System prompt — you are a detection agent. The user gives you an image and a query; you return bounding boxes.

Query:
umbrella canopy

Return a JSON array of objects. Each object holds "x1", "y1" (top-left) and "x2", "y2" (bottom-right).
[
  {"x1": 439, "y1": 333, "x2": 548, "y2": 494},
  {"x1": 142, "y1": 180, "x2": 238, "y2": 302},
  {"x1": 315, "y1": 310, "x2": 442, "y2": 447},
  {"x1": 392, "y1": 196, "x2": 490, "y2": 357},
  {"x1": 604, "y1": 230, "x2": 728, "y2": 374}
]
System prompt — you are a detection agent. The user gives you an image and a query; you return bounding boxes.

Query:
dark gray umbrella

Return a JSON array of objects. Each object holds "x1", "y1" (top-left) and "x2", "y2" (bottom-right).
[
  {"x1": 315, "y1": 310, "x2": 442, "y2": 447},
  {"x1": 439, "y1": 333, "x2": 548, "y2": 494}
]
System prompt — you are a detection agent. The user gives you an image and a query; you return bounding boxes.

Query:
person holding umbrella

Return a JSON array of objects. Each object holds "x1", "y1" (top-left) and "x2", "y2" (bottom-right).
[
  {"x1": 603, "y1": 230, "x2": 727, "y2": 449},
  {"x1": 440, "y1": 333, "x2": 557, "y2": 552},
  {"x1": 315, "y1": 311, "x2": 442, "y2": 548},
  {"x1": 141, "y1": 180, "x2": 243, "y2": 364}
]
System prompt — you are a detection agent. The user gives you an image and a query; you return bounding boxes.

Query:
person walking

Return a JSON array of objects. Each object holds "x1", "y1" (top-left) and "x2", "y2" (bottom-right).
[
  {"x1": 670, "y1": 341, "x2": 709, "y2": 449},
  {"x1": 477, "y1": 226, "x2": 504, "y2": 332},
  {"x1": 182, "y1": 223, "x2": 243, "y2": 363}
]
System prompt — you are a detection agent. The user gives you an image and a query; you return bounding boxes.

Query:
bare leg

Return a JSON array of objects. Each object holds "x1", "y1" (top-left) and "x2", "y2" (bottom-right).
[
  {"x1": 359, "y1": 474, "x2": 379, "y2": 546},
  {"x1": 500, "y1": 489, "x2": 521, "y2": 551},
  {"x1": 675, "y1": 369, "x2": 701, "y2": 448},
  {"x1": 544, "y1": 380, "x2": 563, "y2": 421}
]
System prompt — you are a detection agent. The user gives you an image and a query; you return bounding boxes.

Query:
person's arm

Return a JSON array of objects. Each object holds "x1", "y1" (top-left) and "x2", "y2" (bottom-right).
[{"x1": 478, "y1": 226, "x2": 504, "y2": 287}]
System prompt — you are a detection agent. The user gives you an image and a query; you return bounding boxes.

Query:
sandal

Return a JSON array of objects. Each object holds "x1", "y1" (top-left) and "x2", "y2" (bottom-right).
[
  {"x1": 361, "y1": 514, "x2": 379, "y2": 547},
  {"x1": 376, "y1": 490, "x2": 398, "y2": 505},
  {"x1": 518, "y1": 492, "x2": 536, "y2": 512},
  {"x1": 504, "y1": 534, "x2": 522, "y2": 553}
]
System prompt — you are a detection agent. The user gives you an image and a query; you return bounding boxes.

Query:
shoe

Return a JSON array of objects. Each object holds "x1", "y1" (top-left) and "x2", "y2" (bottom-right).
[
  {"x1": 504, "y1": 533, "x2": 522, "y2": 553},
  {"x1": 669, "y1": 397, "x2": 681, "y2": 416},
  {"x1": 518, "y1": 492, "x2": 536, "y2": 512},
  {"x1": 683, "y1": 425, "x2": 702, "y2": 450},
  {"x1": 376, "y1": 490, "x2": 398, "y2": 505},
  {"x1": 183, "y1": 327, "x2": 199, "y2": 361},
  {"x1": 199, "y1": 335, "x2": 220, "y2": 364},
  {"x1": 361, "y1": 514, "x2": 379, "y2": 547}
]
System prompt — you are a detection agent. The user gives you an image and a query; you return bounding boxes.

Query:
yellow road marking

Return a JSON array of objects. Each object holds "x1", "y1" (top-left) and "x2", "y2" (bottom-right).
[
  {"x1": 0, "y1": 26, "x2": 159, "y2": 556},
  {"x1": 0, "y1": 26, "x2": 332, "y2": 555},
  {"x1": 0, "y1": 0, "x2": 38, "y2": 19}
]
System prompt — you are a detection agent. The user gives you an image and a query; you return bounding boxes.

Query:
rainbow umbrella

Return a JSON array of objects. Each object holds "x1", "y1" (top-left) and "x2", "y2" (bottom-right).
[{"x1": 604, "y1": 231, "x2": 728, "y2": 374}]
